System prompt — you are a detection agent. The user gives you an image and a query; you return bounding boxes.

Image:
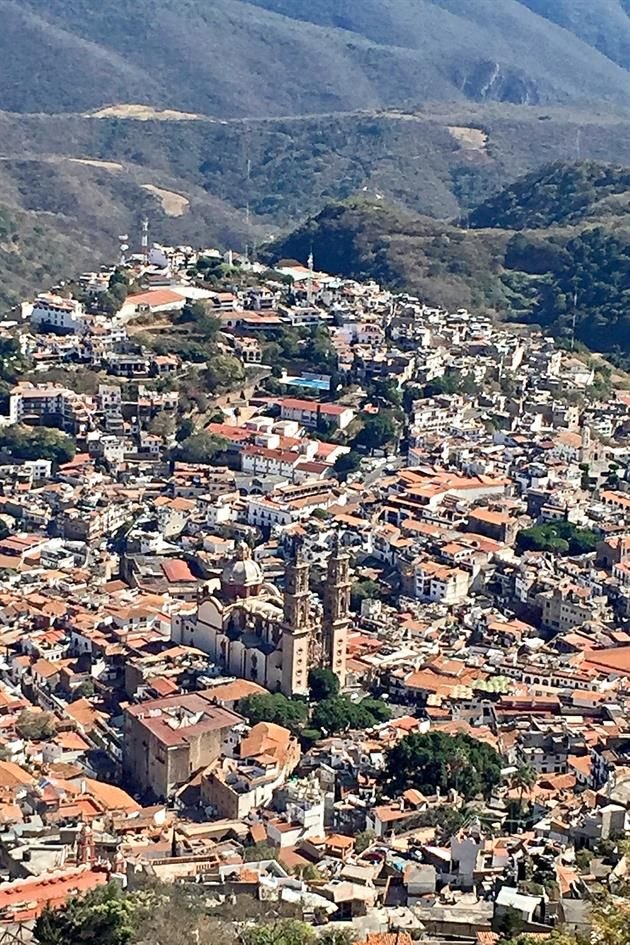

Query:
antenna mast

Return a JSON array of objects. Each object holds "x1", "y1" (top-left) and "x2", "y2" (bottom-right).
[
  {"x1": 141, "y1": 218, "x2": 149, "y2": 265},
  {"x1": 118, "y1": 235, "x2": 129, "y2": 268},
  {"x1": 307, "y1": 247, "x2": 314, "y2": 305}
]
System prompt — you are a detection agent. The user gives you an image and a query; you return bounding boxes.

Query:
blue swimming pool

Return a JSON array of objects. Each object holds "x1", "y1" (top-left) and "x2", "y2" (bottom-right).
[{"x1": 285, "y1": 376, "x2": 330, "y2": 391}]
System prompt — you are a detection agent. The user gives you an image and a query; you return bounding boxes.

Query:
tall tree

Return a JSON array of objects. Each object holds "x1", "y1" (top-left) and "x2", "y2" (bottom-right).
[{"x1": 386, "y1": 732, "x2": 501, "y2": 800}]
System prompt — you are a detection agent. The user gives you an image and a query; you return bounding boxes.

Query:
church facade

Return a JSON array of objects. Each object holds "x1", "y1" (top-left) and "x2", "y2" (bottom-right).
[{"x1": 171, "y1": 541, "x2": 350, "y2": 695}]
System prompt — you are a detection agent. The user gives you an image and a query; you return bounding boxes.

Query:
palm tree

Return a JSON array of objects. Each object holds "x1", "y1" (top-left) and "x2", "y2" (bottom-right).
[{"x1": 511, "y1": 762, "x2": 537, "y2": 824}]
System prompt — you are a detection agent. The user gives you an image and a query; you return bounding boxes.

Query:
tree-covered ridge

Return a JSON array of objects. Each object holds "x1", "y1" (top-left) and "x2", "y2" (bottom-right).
[
  {"x1": 34, "y1": 882, "x2": 350, "y2": 945},
  {"x1": 265, "y1": 199, "x2": 513, "y2": 314},
  {"x1": 267, "y1": 168, "x2": 630, "y2": 360},
  {"x1": 530, "y1": 227, "x2": 630, "y2": 353},
  {"x1": 468, "y1": 162, "x2": 630, "y2": 231}
]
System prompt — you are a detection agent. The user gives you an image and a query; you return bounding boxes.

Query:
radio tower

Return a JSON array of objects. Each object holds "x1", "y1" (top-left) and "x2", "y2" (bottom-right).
[
  {"x1": 307, "y1": 247, "x2": 314, "y2": 305},
  {"x1": 118, "y1": 235, "x2": 129, "y2": 267},
  {"x1": 141, "y1": 218, "x2": 149, "y2": 265}
]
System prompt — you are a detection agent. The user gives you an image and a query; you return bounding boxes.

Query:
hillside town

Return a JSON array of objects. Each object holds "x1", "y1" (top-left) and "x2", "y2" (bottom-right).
[{"x1": 0, "y1": 239, "x2": 629, "y2": 942}]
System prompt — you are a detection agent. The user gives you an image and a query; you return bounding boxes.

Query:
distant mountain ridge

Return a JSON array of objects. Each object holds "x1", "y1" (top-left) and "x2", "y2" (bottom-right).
[
  {"x1": 2, "y1": 106, "x2": 630, "y2": 308},
  {"x1": 3, "y1": 0, "x2": 630, "y2": 116}
]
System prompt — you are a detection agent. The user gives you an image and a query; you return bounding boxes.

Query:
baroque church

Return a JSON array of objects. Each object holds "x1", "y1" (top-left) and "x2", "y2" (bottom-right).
[{"x1": 171, "y1": 540, "x2": 350, "y2": 695}]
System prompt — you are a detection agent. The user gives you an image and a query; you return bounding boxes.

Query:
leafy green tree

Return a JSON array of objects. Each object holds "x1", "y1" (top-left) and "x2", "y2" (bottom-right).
[
  {"x1": 494, "y1": 906, "x2": 525, "y2": 940},
  {"x1": 360, "y1": 697, "x2": 392, "y2": 723},
  {"x1": 512, "y1": 762, "x2": 536, "y2": 807},
  {"x1": 238, "y1": 693, "x2": 308, "y2": 730},
  {"x1": 15, "y1": 709, "x2": 57, "y2": 741},
  {"x1": 516, "y1": 520, "x2": 598, "y2": 556},
  {"x1": 507, "y1": 762, "x2": 537, "y2": 831},
  {"x1": 470, "y1": 162, "x2": 630, "y2": 232},
  {"x1": 0, "y1": 425, "x2": 75, "y2": 465},
  {"x1": 386, "y1": 731, "x2": 502, "y2": 800},
  {"x1": 180, "y1": 301, "x2": 206, "y2": 322},
  {"x1": 303, "y1": 325, "x2": 337, "y2": 373},
  {"x1": 175, "y1": 417, "x2": 195, "y2": 442},
  {"x1": 312, "y1": 696, "x2": 361, "y2": 734},
  {"x1": 372, "y1": 378, "x2": 403, "y2": 408},
  {"x1": 424, "y1": 369, "x2": 475, "y2": 397},
  {"x1": 108, "y1": 282, "x2": 128, "y2": 305},
  {"x1": 333, "y1": 450, "x2": 362, "y2": 481},
  {"x1": 312, "y1": 695, "x2": 388, "y2": 734},
  {"x1": 352, "y1": 413, "x2": 398, "y2": 454},
  {"x1": 355, "y1": 830, "x2": 376, "y2": 853},
  {"x1": 311, "y1": 507, "x2": 331, "y2": 521},
  {"x1": 243, "y1": 843, "x2": 279, "y2": 862},
  {"x1": 204, "y1": 354, "x2": 246, "y2": 394},
  {"x1": 109, "y1": 268, "x2": 129, "y2": 290},
  {"x1": 147, "y1": 412, "x2": 175, "y2": 439},
  {"x1": 174, "y1": 433, "x2": 227, "y2": 465},
  {"x1": 241, "y1": 920, "x2": 315, "y2": 945},
  {"x1": 180, "y1": 303, "x2": 222, "y2": 341},
  {"x1": 403, "y1": 384, "x2": 425, "y2": 411},
  {"x1": 351, "y1": 579, "x2": 381, "y2": 611},
  {"x1": 74, "y1": 679, "x2": 95, "y2": 700},
  {"x1": 308, "y1": 668, "x2": 340, "y2": 702},
  {"x1": 275, "y1": 326, "x2": 303, "y2": 360},
  {"x1": 98, "y1": 291, "x2": 124, "y2": 316},
  {"x1": 318, "y1": 931, "x2": 354, "y2": 945},
  {"x1": 35, "y1": 884, "x2": 136, "y2": 945}
]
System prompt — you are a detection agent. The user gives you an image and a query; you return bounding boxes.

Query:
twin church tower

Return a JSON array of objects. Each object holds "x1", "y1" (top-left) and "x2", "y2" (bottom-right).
[{"x1": 172, "y1": 537, "x2": 351, "y2": 696}]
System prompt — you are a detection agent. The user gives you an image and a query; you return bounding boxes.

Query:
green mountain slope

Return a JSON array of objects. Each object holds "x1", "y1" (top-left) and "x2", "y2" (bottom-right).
[
  {"x1": 265, "y1": 162, "x2": 630, "y2": 360},
  {"x1": 264, "y1": 199, "x2": 513, "y2": 313},
  {"x1": 3, "y1": 105, "x2": 630, "y2": 306},
  {"x1": 468, "y1": 162, "x2": 630, "y2": 230},
  {"x1": 9, "y1": 105, "x2": 630, "y2": 227},
  {"x1": 4, "y1": 0, "x2": 630, "y2": 116},
  {"x1": 0, "y1": 152, "x2": 265, "y2": 309}
]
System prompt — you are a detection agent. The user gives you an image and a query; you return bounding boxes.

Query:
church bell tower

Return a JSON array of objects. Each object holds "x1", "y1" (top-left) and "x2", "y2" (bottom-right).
[
  {"x1": 283, "y1": 541, "x2": 311, "y2": 631},
  {"x1": 281, "y1": 539, "x2": 311, "y2": 696},
  {"x1": 322, "y1": 534, "x2": 350, "y2": 686}
]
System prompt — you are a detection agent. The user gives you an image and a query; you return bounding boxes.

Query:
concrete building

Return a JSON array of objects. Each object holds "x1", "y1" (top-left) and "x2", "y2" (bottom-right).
[
  {"x1": 30, "y1": 294, "x2": 86, "y2": 334},
  {"x1": 278, "y1": 398, "x2": 355, "y2": 432},
  {"x1": 123, "y1": 692, "x2": 241, "y2": 800}
]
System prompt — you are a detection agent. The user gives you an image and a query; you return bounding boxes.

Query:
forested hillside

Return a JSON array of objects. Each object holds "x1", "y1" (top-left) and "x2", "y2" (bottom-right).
[
  {"x1": 2, "y1": 105, "x2": 630, "y2": 307},
  {"x1": 265, "y1": 200, "x2": 513, "y2": 313},
  {"x1": 469, "y1": 162, "x2": 630, "y2": 230},
  {"x1": 267, "y1": 161, "x2": 630, "y2": 362},
  {"x1": 4, "y1": 1, "x2": 630, "y2": 326},
  {"x1": 4, "y1": 0, "x2": 630, "y2": 116}
]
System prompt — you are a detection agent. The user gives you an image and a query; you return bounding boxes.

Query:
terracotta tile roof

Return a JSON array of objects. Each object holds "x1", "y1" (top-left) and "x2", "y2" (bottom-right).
[
  {"x1": 326, "y1": 833, "x2": 354, "y2": 849},
  {"x1": 161, "y1": 559, "x2": 196, "y2": 583},
  {"x1": 0, "y1": 867, "x2": 107, "y2": 922},
  {"x1": 73, "y1": 778, "x2": 140, "y2": 814},
  {"x1": 250, "y1": 823, "x2": 267, "y2": 845},
  {"x1": 31, "y1": 658, "x2": 61, "y2": 679},
  {"x1": 126, "y1": 289, "x2": 185, "y2": 308},
  {"x1": 65, "y1": 698, "x2": 106, "y2": 732},
  {"x1": 201, "y1": 679, "x2": 267, "y2": 704},
  {"x1": 0, "y1": 761, "x2": 35, "y2": 789},
  {"x1": 279, "y1": 398, "x2": 350, "y2": 417},
  {"x1": 240, "y1": 722, "x2": 293, "y2": 765},
  {"x1": 361, "y1": 934, "x2": 414, "y2": 945}
]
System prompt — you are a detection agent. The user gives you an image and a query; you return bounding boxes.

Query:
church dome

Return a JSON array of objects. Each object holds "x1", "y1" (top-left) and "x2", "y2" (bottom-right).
[
  {"x1": 222, "y1": 557, "x2": 263, "y2": 587},
  {"x1": 220, "y1": 543, "x2": 263, "y2": 600}
]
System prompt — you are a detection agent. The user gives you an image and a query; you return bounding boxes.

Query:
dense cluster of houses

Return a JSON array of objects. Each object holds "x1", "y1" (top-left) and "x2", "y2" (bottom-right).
[{"x1": 0, "y1": 245, "x2": 628, "y2": 938}]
